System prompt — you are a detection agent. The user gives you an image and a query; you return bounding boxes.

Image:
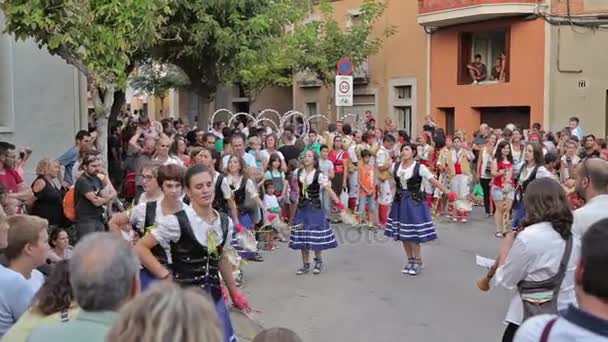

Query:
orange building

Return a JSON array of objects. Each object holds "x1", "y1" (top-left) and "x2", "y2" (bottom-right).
[
  {"x1": 419, "y1": 0, "x2": 608, "y2": 137},
  {"x1": 419, "y1": 0, "x2": 546, "y2": 136}
]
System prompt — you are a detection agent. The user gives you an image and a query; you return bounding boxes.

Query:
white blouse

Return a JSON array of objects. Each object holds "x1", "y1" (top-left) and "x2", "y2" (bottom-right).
[
  {"x1": 392, "y1": 162, "x2": 435, "y2": 190},
  {"x1": 494, "y1": 222, "x2": 579, "y2": 325},
  {"x1": 153, "y1": 206, "x2": 235, "y2": 252},
  {"x1": 298, "y1": 168, "x2": 330, "y2": 188},
  {"x1": 221, "y1": 175, "x2": 259, "y2": 200}
]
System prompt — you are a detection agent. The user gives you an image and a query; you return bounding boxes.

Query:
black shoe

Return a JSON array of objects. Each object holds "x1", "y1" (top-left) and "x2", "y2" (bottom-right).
[
  {"x1": 313, "y1": 258, "x2": 323, "y2": 275},
  {"x1": 296, "y1": 263, "x2": 311, "y2": 275}
]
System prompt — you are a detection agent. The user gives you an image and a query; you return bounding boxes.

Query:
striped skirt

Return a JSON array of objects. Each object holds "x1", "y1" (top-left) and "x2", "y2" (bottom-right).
[
  {"x1": 385, "y1": 191, "x2": 437, "y2": 243},
  {"x1": 289, "y1": 203, "x2": 338, "y2": 251}
]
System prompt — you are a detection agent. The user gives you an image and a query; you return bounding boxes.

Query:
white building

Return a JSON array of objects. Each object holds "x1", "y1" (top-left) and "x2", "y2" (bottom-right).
[{"x1": 0, "y1": 12, "x2": 87, "y2": 181}]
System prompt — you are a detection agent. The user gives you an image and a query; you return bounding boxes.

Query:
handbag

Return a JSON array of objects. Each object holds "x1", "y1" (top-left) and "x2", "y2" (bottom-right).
[{"x1": 517, "y1": 235, "x2": 573, "y2": 321}]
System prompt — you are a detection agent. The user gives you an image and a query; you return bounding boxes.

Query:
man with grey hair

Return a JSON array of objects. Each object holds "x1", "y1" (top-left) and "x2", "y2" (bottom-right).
[{"x1": 27, "y1": 232, "x2": 140, "y2": 342}]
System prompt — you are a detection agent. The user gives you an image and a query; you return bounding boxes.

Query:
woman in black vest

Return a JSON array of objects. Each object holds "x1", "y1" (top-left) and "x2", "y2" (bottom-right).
[
  {"x1": 512, "y1": 142, "x2": 554, "y2": 229},
  {"x1": 221, "y1": 154, "x2": 265, "y2": 262},
  {"x1": 135, "y1": 165, "x2": 247, "y2": 342},
  {"x1": 290, "y1": 150, "x2": 344, "y2": 275},
  {"x1": 110, "y1": 164, "x2": 185, "y2": 289},
  {"x1": 386, "y1": 143, "x2": 450, "y2": 276}
]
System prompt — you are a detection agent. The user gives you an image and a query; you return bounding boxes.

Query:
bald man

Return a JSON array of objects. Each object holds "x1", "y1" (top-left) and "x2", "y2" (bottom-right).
[{"x1": 572, "y1": 158, "x2": 608, "y2": 239}]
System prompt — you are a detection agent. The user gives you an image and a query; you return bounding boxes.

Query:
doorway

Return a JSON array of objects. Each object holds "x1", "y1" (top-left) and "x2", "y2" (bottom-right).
[{"x1": 479, "y1": 106, "x2": 530, "y2": 129}]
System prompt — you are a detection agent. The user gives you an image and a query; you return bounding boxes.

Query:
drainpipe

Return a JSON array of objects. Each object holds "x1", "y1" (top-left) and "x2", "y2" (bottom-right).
[{"x1": 557, "y1": 26, "x2": 582, "y2": 74}]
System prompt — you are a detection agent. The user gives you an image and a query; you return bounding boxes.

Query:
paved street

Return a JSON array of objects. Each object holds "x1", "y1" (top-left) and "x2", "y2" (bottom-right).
[{"x1": 240, "y1": 208, "x2": 513, "y2": 342}]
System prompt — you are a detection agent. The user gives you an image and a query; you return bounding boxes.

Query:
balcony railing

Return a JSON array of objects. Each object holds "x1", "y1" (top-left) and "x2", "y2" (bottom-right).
[{"x1": 418, "y1": 0, "x2": 542, "y2": 27}]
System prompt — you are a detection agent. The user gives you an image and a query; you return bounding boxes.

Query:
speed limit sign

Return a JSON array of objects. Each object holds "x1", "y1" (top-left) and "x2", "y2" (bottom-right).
[{"x1": 335, "y1": 75, "x2": 353, "y2": 107}]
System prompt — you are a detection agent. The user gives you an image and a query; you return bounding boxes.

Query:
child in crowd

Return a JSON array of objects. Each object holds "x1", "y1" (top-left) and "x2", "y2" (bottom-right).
[
  {"x1": 262, "y1": 180, "x2": 280, "y2": 250},
  {"x1": 357, "y1": 150, "x2": 378, "y2": 227},
  {"x1": 318, "y1": 145, "x2": 334, "y2": 215},
  {"x1": 248, "y1": 136, "x2": 267, "y2": 171}
]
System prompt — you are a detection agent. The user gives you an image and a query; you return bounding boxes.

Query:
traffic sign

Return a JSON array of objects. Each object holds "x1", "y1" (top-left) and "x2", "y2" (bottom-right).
[
  {"x1": 335, "y1": 75, "x2": 353, "y2": 107},
  {"x1": 337, "y1": 58, "x2": 353, "y2": 76}
]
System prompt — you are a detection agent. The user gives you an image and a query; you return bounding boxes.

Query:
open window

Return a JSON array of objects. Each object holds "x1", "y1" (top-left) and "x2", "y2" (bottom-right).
[{"x1": 459, "y1": 29, "x2": 510, "y2": 85}]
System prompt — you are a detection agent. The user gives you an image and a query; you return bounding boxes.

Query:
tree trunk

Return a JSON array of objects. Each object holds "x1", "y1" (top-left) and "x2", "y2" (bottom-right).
[
  {"x1": 94, "y1": 85, "x2": 116, "y2": 168},
  {"x1": 109, "y1": 89, "x2": 126, "y2": 128},
  {"x1": 196, "y1": 97, "x2": 212, "y2": 131}
]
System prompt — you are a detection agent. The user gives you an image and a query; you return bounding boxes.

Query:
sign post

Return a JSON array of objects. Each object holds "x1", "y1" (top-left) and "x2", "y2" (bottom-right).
[{"x1": 335, "y1": 75, "x2": 353, "y2": 108}]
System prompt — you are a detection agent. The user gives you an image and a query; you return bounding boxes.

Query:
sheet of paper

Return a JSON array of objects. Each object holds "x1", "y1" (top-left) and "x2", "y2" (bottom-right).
[{"x1": 476, "y1": 255, "x2": 495, "y2": 269}]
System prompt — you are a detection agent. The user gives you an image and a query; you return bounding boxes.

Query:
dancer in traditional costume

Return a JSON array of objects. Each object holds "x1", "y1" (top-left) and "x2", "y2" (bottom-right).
[
  {"x1": 109, "y1": 163, "x2": 185, "y2": 290},
  {"x1": 222, "y1": 154, "x2": 266, "y2": 262},
  {"x1": 290, "y1": 150, "x2": 344, "y2": 275},
  {"x1": 434, "y1": 136, "x2": 454, "y2": 217},
  {"x1": 448, "y1": 136, "x2": 474, "y2": 222},
  {"x1": 386, "y1": 143, "x2": 450, "y2": 276},
  {"x1": 136, "y1": 165, "x2": 247, "y2": 342},
  {"x1": 375, "y1": 134, "x2": 396, "y2": 227}
]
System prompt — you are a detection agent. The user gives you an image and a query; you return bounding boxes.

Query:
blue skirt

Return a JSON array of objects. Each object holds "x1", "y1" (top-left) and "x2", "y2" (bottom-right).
[
  {"x1": 289, "y1": 203, "x2": 338, "y2": 251},
  {"x1": 215, "y1": 298, "x2": 238, "y2": 342},
  {"x1": 385, "y1": 191, "x2": 437, "y2": 243},
  {"x1": 231, "y1": 212, "x2": 256, "y2": 259},
  {"x1": 140, "y1": 269, "x2": 158, "y2": 290},
  {"x1": 512, "y1": 200, "x2": 526, "y2": 228}
]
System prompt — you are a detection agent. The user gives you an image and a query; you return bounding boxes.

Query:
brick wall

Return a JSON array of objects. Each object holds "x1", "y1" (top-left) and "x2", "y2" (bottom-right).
[
  {"x1": 418, "y1": 0, "x2": 542, "y2": 14},
  {"x1": 551, "y1": 0, "x2": 608, "y2": 15}
]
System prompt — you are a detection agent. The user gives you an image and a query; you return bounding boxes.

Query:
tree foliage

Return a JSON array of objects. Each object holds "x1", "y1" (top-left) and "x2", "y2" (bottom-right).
[
  {"x1": 152, "y1": 0, "x2": 308, "y2": 101},
  {"x1": 0, "y1": 0, "x2": 170, "y2": 86},
  {"x1": 290, "y1": 0, "x2": 396, "y2": 87},
  {"x1": 130, "y1": 62, "x2": 190, "y2": 106}
]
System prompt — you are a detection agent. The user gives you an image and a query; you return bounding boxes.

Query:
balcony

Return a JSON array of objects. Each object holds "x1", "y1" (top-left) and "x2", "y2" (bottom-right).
[
  {"x1": 418, "y1": 0, "x2": 543, "y2": 27},
  {"x1": 295, "y1": 71, "x2": 323, "y2": 88},
  {"x1": 353, "y1": 60, "x2": 370, "y2": 85}
]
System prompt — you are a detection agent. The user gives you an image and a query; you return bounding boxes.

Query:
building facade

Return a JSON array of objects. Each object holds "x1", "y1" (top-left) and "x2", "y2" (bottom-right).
[
  {"x1": 419, "y1": 0, "x2": 608, "y2": 137},
  {"x1": 292, "y1": 0, "x2": 429, "y2": 136},
  {"x1": 1, "y1": 12, "x2": 87, "y2": 181}
]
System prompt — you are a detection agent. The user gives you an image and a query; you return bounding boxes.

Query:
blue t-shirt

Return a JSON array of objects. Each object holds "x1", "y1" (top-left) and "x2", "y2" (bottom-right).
[
  {"x1": 58, "y1": 146, "x2": 78, "y2": 185},
  {"x1": 0, "y1": 265, "x2": 45, "y2": 338}
]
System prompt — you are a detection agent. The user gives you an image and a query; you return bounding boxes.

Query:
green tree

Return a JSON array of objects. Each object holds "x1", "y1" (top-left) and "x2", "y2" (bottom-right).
[
  {"x1": 130, "y1": 63, "x2": 190, "y2": 113},
  {"x1": 153, "y1": 0, "x2": 308, "y2": 126},
  {"x1": 288, "y1": 0, "x2": 396, "y2": 116},
  {"x1": 1, "y1": 0, "x2": 170, "y2": 159}
]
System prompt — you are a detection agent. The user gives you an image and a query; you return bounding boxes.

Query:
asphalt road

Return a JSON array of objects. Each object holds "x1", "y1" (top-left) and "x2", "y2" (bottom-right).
[{"x1": 239, "y1": 208, "x2": 514, "y2": 342}]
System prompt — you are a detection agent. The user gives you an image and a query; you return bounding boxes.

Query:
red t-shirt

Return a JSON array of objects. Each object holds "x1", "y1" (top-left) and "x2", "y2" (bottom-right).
[
  {"x1": 0, "y1": 168, "x2": 24, "y2": 193},
  {"x1": 328, "y1": 150, "x2": 350, "y2": 174}
]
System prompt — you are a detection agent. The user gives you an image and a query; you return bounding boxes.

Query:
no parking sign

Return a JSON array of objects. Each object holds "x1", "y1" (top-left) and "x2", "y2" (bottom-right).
[{"x1": 335, "y1": 75, "x2": 353, "y2": 107}]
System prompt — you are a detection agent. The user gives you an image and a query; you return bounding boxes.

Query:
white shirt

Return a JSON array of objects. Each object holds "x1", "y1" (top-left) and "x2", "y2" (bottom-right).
[
  {"x1": 263, "y1": 194, "x2": 279, "y2": 211},
  {"x1": 153, "y1": 206, "x2": 235, "y2": 252},
  {"x1": 375, "y1": 146, "x2": 390, "y2": 167},
  {"x1": 515, "y1": 306, "x2": 608, "y2": 342},
  {"x1": 347, "y1": 144, "x2": 358, "y2": 163},
  {"x1": 129, "y1": 201, "x2": 182, "y2": 262},
  {"x1": 393, "y1": 162, "x2": 435, "y2": 190},
  {"x1": 572, "y1": 195, "x2": 608, "y2": 239},
  {"x1": 265, "y1": 149, "x2": 285, "y2": 161},
  {"x1": 518, "y1": 165, "x2": 554, "y2": 184},
  {"x1": 0, "y1": 267, "x2": 44, "y2": 337},
  {"x1": 298, "y1": 168, "x2": 330, "y2": 188},
  {"x1": 221, "y1": 153, "x2": 257, "y2": 170},
  {"x1": 494, "y1": 222, "x2": 579, "y2": 325},
  {"x1": 221, "y1": 175, "x2": 259, "y2": 200},
  {"x1": 137, "y1": 192, "x2": 164, "y2": 205},
  {"x1": 571, "y1": 126, "x2": 584, "y2": 140},
  {"x1": 559, "y1": 155, "x2": 581, "y2": 181}
]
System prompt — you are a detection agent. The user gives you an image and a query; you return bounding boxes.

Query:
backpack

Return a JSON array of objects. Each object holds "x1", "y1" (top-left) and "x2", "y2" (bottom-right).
[{"x1": 63, "y1": 188, "x2": 76, "y2": 222}]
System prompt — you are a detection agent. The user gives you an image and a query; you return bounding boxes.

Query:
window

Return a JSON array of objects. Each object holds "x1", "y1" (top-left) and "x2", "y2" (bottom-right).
[
  {"x1": 394, "y1": 106, "x2": 412, "y2": 136},
  {"x1": 459, "y1": 29, "x2": 510, "y2": 85},
  {"x1": 306, "y1": 102, "x2": 317, "y2": 116},
  {"x1": 395, "y1": 86, "x2": 412, "y2": 100}
]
